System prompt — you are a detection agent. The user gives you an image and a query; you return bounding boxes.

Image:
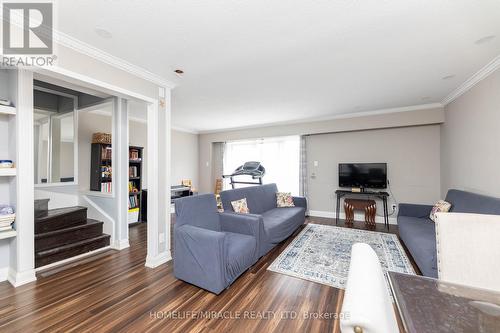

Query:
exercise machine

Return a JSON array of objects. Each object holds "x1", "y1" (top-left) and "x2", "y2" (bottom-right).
[{"x1": 223, "y1": 161, "x2": 266, "y2": 189}]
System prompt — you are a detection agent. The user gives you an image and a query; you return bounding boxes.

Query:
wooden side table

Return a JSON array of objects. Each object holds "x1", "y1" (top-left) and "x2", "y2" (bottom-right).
[{"x1": 344, "y1": 198, "x2": 377, "y2": 226}]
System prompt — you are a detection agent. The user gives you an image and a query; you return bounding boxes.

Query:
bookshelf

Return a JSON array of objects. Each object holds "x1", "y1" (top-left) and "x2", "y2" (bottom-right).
[
  {"x1": 90, "y1": 144, "x2": 144, "y2": 224},
  {"x1": 90, "y1": 143, "x2": 113, "y2": 193},
  {"x1": 128, "y1": 146, "x2": 143, "y2": 224},
  {"x1": 0, "y1": 69, "x2": 17, "y2": 240}
]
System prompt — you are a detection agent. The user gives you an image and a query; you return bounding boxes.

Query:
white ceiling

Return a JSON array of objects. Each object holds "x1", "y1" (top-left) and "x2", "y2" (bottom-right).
[{"x1": 58, "y1": 0, "x2": 500, "y2": 132}]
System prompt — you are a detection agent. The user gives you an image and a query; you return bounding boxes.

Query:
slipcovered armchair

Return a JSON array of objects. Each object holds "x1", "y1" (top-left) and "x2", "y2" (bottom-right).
[{"x1": 173, "y1": 194, "x2": 260, "y2": 294}]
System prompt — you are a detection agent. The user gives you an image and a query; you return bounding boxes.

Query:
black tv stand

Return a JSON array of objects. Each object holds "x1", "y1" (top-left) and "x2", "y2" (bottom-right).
[{"x1": 335, "y1": 189, "x2": 390, "y2": 229}]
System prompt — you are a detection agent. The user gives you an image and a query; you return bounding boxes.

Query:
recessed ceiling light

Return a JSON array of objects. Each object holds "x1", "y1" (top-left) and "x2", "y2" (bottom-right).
[
  {"x1": 95, "y1": 28, "x2": 112, "y2": 39},
  {"x1": 474, "y1": 35, "x2": 496, "y2": 45},
  {"x1": 442, "y1": 75, "x2": 455, "y2": 80},
  {"x1": 174, "y1": 69, "x2": 184, "y2": 77}
]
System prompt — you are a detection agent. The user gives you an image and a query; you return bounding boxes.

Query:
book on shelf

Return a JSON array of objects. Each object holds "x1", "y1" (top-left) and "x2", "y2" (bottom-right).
[
  {"x1": 101, "y1": 146, "x2": 112, "y2": 160},
  {"x1": 101, "y1": 165, "x2": 112, "y2": 178},
  {"x1": 128, "y1": 195, "x2": 140, "y2": 209},
  {"x1": 129, "y1": 166, "x2": 138, "y2": 177},
  {"x1": 128, "y1": 181, "x2": 139, "y2": 193},
  {"x1": 129, "y1": 149, "x2": 141, "y2": 161},
  {"x1": 101, "y1": 182, "x2": 112, "y2": 193}
]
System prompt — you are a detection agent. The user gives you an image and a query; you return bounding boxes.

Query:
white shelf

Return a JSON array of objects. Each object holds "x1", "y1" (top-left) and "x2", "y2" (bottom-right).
[
  {"x1": 0, "y1": 168, "x2": 16, "y2": 176},
  {"x1": 0, "y1": 230, "x2": 16, "y2": 240},
  {"x1": 0, "y1": 104, "x2": 16, "y2": 115}
]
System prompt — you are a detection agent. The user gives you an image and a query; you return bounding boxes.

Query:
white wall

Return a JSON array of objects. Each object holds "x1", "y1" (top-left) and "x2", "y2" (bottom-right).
[
  {"x1": 171, "y1": 130, "x2": 199, "y2": 188},
  {"x1": 78, "y1": 110, "x2": 112, "y2": 192},
  {"x1": 199, "y1": 107, "x2": 444, "y2": 193},
  {"x1": 78, "y1": 110, "x2": 198, "y2": 191},
  {"x1": 441, "y1": 68, "x2": 500, "y2": 197},
  {"x1": 307, "y1": 125, "x2": 441, "y2": 215}
]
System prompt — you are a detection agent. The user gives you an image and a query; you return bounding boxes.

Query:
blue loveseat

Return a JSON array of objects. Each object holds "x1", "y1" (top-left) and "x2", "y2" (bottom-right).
[
  {"x1": 174, "y1": 184, "x2": 306, "y2": 294},
  {"x1": 398, "y1": 189, "x2": 500, "y2": 278},
  {"x1": 220, "y1": 183, "x2": 307, "y2": 257}
]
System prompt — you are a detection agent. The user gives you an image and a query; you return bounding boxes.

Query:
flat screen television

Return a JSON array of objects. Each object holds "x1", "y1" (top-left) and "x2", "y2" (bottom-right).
[{"x1": 338, "y1": 163, "x2": 387, "y2": 189}]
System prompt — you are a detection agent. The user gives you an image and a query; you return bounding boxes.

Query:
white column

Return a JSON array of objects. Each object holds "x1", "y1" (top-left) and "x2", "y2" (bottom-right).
[
  {"x1": 111, "y1": 97, "x2": 130, "y2": 249},
  {"x1": 8, "y1": 69, "x2": 36, "y2": 287},
  {"x1": 145, "y1": 87, "x2": 171, "y2": 268}
]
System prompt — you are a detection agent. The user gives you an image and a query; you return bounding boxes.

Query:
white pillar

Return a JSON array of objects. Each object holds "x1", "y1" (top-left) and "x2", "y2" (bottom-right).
[
  {"x1": 8, "y1": 69, "x2": 36, "y2": 287},
  {"x1": 145, "y1": 87, "x2": 171, "y2": 267},
  {"x1": 112, "y1": 97, "x2": 130, "y2": 249}
]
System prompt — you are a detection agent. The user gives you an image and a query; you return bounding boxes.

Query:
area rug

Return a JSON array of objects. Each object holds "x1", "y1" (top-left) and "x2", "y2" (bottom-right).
[{"x1": 267, "y1": 223, "x2": 415, "y2": 290}]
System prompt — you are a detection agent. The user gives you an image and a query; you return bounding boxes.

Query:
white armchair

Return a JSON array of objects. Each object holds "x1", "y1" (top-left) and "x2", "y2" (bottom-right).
[{"x1": 435, "y1": 212, "x2": 500, "y2": 292}]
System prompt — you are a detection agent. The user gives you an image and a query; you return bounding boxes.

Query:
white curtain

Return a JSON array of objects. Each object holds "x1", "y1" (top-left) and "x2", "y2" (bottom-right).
[{"x1": 223, "y1": 136, "x2": 300, "y2": 195}]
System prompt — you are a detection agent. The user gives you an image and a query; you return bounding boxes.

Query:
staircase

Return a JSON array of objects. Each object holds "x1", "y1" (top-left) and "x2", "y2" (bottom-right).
[{"x1": 34, "y1": 199, "x2": 111, "y2": 268}]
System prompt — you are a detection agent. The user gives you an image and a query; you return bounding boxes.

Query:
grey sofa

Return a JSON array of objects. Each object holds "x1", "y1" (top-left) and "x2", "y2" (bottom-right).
[
  {"x1": 174, "y1": 194, "x2": 260, "y2": 294},
  {"x1": 398, "y1": 189, "x2": 500, "y2": 278},
  {"x1": 220, "y1": 183, "x2": 307, "y2": 257}
]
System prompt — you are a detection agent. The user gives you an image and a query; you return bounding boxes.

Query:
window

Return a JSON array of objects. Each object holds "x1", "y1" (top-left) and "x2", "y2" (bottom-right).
[{"x1": 223, "y1": 136, "x2": 300, "y2": 195}]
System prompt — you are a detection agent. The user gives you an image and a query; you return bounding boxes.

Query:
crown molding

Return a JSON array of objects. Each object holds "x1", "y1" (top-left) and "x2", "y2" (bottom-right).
[
  {"x1": 198, "y1": 103, "x2": 443, "y2": 134},
  {"x1": 442, "y1": 54, "x2": 500, "y2": 105},
  {"x1": 54, "y1": 31, "x2": 177, "y2": 90}
]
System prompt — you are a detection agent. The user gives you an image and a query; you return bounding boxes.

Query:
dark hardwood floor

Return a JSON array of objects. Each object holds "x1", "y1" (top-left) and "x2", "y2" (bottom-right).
[{"x1": 0, "y1": 216, "x2": 410, "y2": 332}]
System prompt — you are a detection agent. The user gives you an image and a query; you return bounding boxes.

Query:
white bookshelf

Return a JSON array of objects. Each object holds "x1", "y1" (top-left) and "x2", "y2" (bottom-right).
[
  {"x1": 0, "y1": 230, "x2": 16, "y2": 240},
  {"x1": 0, "y1": 104, "x2": 16, "y2": 116},
  {"x1": 0, "y1": 168, "x2": 16, "y2": 176},
  {"x1": 0, "y1": 69, "x2": 18, "y2": 253}
]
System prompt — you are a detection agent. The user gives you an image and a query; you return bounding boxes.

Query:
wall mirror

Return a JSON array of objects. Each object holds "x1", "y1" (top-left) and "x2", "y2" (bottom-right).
[{"x1": 33, "y1": 86, "x2": 78, "y2": 186}]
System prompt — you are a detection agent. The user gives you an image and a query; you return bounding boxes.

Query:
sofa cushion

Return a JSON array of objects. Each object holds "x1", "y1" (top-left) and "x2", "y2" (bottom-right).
[
  {"x1": 220, "y1": 184, "x2": 278, "y2": 214},
  {"x1": 398, "y1": 216, "x2": 438, "y2": 278},
  {"x1": 261, "y1": 207, "x2": 305, "y2": 245},
  {"x1": 445, "y1": 189, "x2": 500, "y2": 215},
  {"x1": 224, "y1": 232, "x2": 257, "y2": 284},
  {"x1": 175, "y1": 194, "x2": 221, "y2": 231}
]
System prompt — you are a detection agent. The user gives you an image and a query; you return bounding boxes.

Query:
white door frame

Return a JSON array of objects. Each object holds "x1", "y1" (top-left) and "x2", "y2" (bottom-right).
[{"x1": 28, "y1": 67, "x2": 172, "y2": 276}]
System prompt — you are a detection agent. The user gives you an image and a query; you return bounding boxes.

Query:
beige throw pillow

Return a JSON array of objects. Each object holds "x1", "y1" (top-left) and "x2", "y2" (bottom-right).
[
  {"x1": 276, "y1": 192, "x2": 295, "y2": 208},
  {"x1": 231, "y1": 198, "x2": 250, "y2": 214},
  {"x1": 430, "y1": 200, "x2": 452, "y2": 222}
]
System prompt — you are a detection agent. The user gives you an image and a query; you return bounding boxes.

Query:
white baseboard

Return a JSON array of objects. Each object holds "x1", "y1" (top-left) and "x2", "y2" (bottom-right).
[
  {"x1": 7, "y1": 268, "x2": 37, "y2": 287},
  {"x1": 112, "y1": 239, "x2": 130, "y2": 250},
  {"x1": 308, "y1": 210, "x2": 398, "y2": 225},
  {"x1": 145, "y1": 251, "x2": 172, "y2": 268}
]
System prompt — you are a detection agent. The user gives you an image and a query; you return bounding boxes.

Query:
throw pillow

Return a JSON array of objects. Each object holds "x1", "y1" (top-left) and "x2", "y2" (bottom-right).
[
  {"x1": 231, "y1": 198, "x2": 250, "y2": 214},
  {"x1": 429, "y1": 200, "x2": 452, "y2": 222},
  {"x1": 276, "y1": 192, "x2": 295, "y2": 208}
]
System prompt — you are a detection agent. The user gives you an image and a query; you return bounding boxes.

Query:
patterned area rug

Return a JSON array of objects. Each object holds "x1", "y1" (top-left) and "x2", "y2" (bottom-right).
[{"x1": 267, "y1": 223, "x2": 415, "y2": 289}]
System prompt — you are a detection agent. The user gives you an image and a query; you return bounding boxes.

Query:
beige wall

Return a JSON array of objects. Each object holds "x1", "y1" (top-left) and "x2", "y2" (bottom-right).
[
  {"x1": 172, "y1": 130, "x2": 199, "y2": 188},
  {"x1": 307, "y1": 125, "x2": 441, "y2": 214},
  {"x1": 78, "y1": 112, "x2": 112, "y2": 191},
  {"x1": 441, "y1": 69, "x2": 500, "y2": 197},
  {"x1": 198, "y1": 107, "x2": 444, "y2": 193},
  {"x1": 78, "y1": 111, "x2": 198, "y2": 191}
]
